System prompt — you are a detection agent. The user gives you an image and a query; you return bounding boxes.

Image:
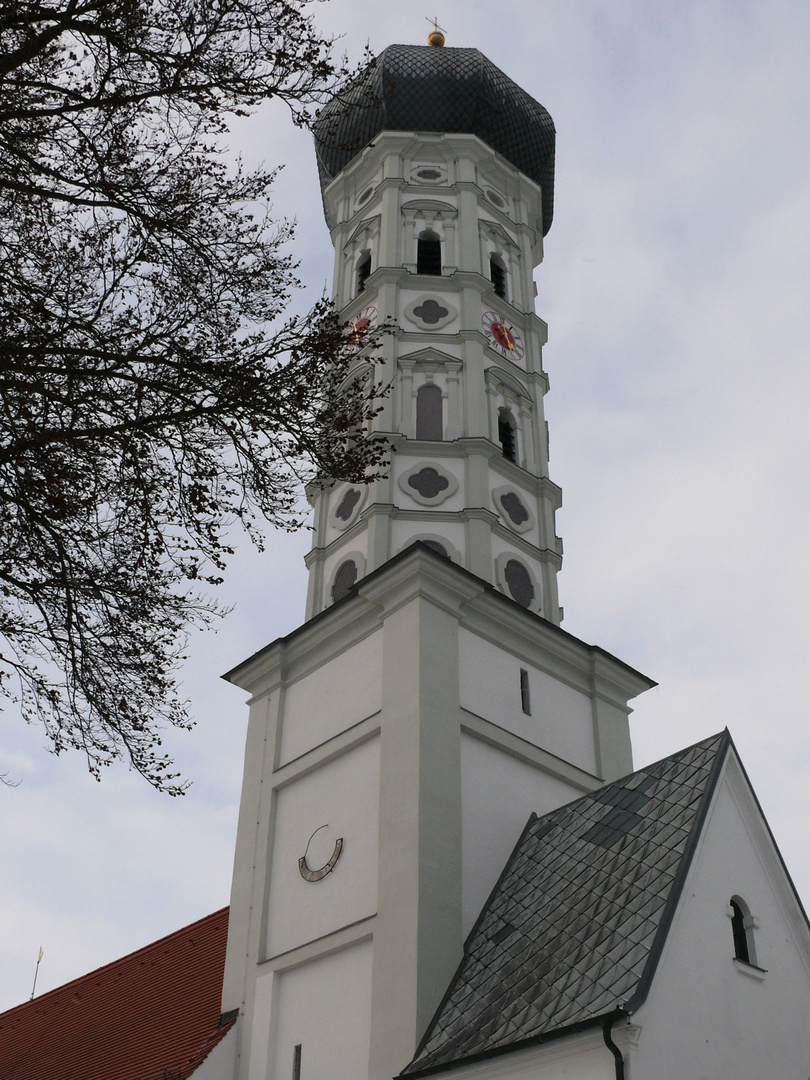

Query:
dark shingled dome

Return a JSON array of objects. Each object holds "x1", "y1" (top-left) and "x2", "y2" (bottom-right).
[{"x1": 313, "y1": 46, "x2": 556, "y2": 234}]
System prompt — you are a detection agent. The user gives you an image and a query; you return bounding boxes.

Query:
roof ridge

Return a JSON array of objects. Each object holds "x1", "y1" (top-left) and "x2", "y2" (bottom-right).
[
  {"x1": 523, "y1": 729, "x2": 729, "y2": 835},
  {"x1": 623, "y1": 732, "x2": 730, "y2": 1013}
]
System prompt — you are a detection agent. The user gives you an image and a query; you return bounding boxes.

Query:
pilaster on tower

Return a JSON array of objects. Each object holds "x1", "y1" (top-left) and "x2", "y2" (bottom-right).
[{"x1": 304, "y1": 46, "x2": 563, "y2": 624}]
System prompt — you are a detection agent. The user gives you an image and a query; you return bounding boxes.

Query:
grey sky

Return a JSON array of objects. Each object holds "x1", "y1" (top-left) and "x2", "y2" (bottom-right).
[{"x1": 3, "y1": 1, "x2": 810, "y2": 1011}]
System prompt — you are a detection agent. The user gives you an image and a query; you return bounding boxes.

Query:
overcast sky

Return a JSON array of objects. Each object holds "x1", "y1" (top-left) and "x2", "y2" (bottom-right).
[{"x1": 3, "y1": 0, "x2": 810, "y2": 1012}]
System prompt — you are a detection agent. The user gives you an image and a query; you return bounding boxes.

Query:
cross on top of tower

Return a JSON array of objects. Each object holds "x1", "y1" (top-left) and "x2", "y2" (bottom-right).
[{"x1": 426, "y1": 16, "x2": 446, "y2": 46}]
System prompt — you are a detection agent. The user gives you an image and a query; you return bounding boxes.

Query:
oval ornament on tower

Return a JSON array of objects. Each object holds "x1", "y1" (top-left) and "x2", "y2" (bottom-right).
[
  {"x1": 404, "y1": 294, "x2": 457, "y2": 331},
  {"x1": 492, "y1": 485, "x2": 535, "y2": 534},
  {"x1": 398, "y1": 462, "x2": 458, "y2": 506}
]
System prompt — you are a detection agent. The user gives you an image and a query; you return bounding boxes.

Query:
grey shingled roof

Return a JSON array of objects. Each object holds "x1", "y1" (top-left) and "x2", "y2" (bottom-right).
[
  {"x1": 403, "y1": 731, "x2": 730, "y2": 1076},
  {"x1": 312, "y1": 46, "x2": 556, "y2": 233}
]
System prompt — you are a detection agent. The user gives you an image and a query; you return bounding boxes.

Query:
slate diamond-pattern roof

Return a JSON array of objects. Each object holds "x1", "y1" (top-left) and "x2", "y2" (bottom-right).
[
  {"x1": 404, "y1": 732, "x2": 730, "y2": 1075},
  {"x1": 313, "y1": 45, "x2": 556, "y2": 232}
]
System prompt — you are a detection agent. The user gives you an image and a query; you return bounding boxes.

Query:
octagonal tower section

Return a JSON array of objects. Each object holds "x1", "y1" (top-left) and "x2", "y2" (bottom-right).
[{"x1": 305, "y1": 46, "x2": 563, "y2": 624}]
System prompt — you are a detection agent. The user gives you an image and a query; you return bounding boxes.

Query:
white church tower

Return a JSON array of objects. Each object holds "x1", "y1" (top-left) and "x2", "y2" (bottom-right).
[{"x1": 221, "y1": 34, "x2": 655, "y2": 1080}]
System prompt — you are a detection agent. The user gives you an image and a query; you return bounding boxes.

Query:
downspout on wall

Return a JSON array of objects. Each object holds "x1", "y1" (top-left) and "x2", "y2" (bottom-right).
[{"x1": 601, "y1": 1014, "x2": 626, "y2": 1080}]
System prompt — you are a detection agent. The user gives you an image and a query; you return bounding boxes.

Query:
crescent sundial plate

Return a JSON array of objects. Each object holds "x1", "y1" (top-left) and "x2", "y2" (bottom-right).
[{"x1": 298, "y1": 836, "x2": 344, "y2": 882}]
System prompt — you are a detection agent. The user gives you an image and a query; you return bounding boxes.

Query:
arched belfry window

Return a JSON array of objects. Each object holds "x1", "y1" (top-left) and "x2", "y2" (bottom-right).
[
  {"x1": 730, "y1": 896, "x2": 757, "y2": 966},
  {"x1": 417, "y1": 231, "x2": 442, "y2": 276},
  {"x1": 416, "y1": 384, "x2": 443, "y2": 441},
  {"x1": 356, "y1": 251, "x2": 371, "y2": 295},
  {"x1": 332, "y1": 559, "x2": 358, "y2": 603},
  {"x1": 490, "y1": 255, "x2": 507, "y2": 300},
  {"x1": 498, "y1": 407, "x2": 518, "y2": 464}
]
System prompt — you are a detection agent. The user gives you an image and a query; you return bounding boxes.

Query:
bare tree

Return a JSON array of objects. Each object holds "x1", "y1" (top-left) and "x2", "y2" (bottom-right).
[{"x1": 0, "y1": 0, "x2": 385, "y2": 792}]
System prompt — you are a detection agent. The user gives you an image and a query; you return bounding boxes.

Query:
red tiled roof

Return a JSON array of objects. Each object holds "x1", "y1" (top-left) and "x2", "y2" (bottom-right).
[{"x1": 0, "y1": 907, "x2": 233, "y2": 1080}]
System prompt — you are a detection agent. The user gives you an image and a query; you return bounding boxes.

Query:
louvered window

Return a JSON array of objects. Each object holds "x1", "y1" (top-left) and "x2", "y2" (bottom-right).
[{"x1": 490, "y1": 257, "x2": 507, "y2": 299}]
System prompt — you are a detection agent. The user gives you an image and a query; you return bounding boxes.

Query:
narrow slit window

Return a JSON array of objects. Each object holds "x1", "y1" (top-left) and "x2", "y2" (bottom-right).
[
  {"x1": 356, "y1": 252, "x2": 371, "y2": 294},
  {"x1": 730, "y1": 896, "x2": 755, "y2": 965},
  {"x1": 416, "y1": 384, "x2": 443, "y2": 441},
  {"x1": 417, "y1": 231, "x2": 442, "y2": 275},
  {"x1": 520, "y1": 669, "x2": 531, "y2": 715},
  {"x1": 292, "y1": 1044, "x2": 302, "y2": 1080},
  {"x1": 498, "y1": 408, "x2": 517, "y2": 463},
  {"x1": 490, "y1": 256, "x2": 507, "y2": 300}
]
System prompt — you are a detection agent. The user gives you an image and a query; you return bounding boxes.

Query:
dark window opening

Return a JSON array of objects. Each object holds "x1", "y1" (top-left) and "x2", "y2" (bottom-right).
[
  {"x1": 292, "y1": 1044, "x2": 302, "y2": 1080},
  {"x1": 417, "y1": 232, "x2": 442, "y2": 275},
  {"x1": 504, "y1": 559, "x2": 534, "y2": 608},
  {"x1": 520, "y1": 668, "x2": 531, "y2": 715},
  {"x1": 332, "y1": 559, "x2": 358, "y2": 602},
  {"x1": 416, "y1": 384, "x2": 443, "y2": 441},
  {"x1": 490, "y1": 256, "x2": 507, "y2": 299},
  {"x1": 730, "y1": 897, "x2": 752, "y2": 964},
  {"x1": 356, "y1": 252, "x2": 371, "y2": 294},
  {"x1": 498, "y1": 408, "x2": 517, "y2": 463}
]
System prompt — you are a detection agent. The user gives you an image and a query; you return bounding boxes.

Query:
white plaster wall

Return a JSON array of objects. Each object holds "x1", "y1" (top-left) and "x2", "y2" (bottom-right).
[
  {"x1": 265, "y1": 941, "x2": 374, "y2": 1080},
  {"x1": 460, "y1": 734, "x2": 582, "y2": 936},
  {"x1": 391, "y1": 519, "x2": 466, "y2": 556},
  {"x1": 631, "y1": 760, "x2": 810, "y2": 1077},
  {"x1": 458, "y1": 627, "x2": 597, "y2": 775},
  {"x1": 191, "y1": 1023, "x2": 237, "y2": 1080},
  {"x1": 398, "y1": 342, "x2": 463, "y2": 362},
  {"x1": 398, "y1": 184, "x2": 458, "y2": 203},
  {"x1": 423, "y1": 1027, "x2": 614, "y2": 1080},
  {"x1": 266, "y1": 737, "x2": 379, "y2": 957},
  {"x1": 279, "y1": 631, "x2": 381, "y2": 766},
  {"x1": 477, "y1": 204, "x2": 519, "y2": 230}
]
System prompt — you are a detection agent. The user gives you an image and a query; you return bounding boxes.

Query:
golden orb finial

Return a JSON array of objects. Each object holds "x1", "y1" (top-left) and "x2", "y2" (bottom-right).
[{"x1": 426, "y1": 16, "x2": 445, "y2": 46}]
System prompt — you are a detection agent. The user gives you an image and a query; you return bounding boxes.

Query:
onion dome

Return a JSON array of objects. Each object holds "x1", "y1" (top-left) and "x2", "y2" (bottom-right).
[{"x1": 313, "y1": 45, "x2": 556, "y2": 234}]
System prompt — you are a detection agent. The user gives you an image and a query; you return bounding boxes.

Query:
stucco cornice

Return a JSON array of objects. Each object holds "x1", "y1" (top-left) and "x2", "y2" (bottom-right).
[{"x1": 225, "y1": 545, "x2": 654, "y2": 707}]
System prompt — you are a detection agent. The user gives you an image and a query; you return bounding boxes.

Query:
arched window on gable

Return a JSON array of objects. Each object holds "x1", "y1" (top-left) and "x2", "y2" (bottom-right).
[
  {"x1": 417, "y1": 231, "x2": 442, "y2": 276},
  {"x1": 490, "y1": 255, "x2": 507, "y2": 300},
  {"x1": 356, "y1": 251, "x2": 371, "y2": 295},
  {"x1": 498, "y1": 407, "x2": 518, "y2": 464},
  {"x1": 730, "y1": 896, "x2": 757, "y2": 966},
  {"x1": 416, "y1": 384, "x2": 443, "y2": 441}
]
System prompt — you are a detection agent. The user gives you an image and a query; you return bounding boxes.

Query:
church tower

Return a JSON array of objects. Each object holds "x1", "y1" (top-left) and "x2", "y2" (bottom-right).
[
  {"x1": 304, "y1": 41, "x2": 561, "y2": 624},
  {"x1": 221, "y1": 37, "x2": 654, "y2": 1080}
]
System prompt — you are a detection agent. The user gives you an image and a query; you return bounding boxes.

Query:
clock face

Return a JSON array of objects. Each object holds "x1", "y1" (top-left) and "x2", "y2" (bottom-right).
[
  {"x1": 348, "y1": 305, "x2": 378, "y2": 346},
  {"x1": 482, "y1": 311, "x2": 525, "y2": 361}
]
